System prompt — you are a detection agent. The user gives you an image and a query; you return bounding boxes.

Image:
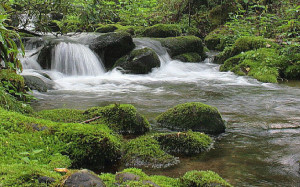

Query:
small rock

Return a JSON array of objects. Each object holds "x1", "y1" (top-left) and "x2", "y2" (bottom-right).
[
  {"x1": 115, "y1": 172, "x2": 140, "y2": 183},
  {"x1": 63, "y1": 169, "x2": 105, "y2": 187},
  {"x1": 38, "y1": 176, "x2": 55, "y2": 184},
  {"x1": 142, "y1": 180, "x2": 160, "y2": 187}
]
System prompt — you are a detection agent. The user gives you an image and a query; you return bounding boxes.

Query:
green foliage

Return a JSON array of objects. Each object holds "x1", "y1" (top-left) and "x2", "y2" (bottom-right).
[
  {"x1": 0, "y1": 86, "x2": 32, "y2": 113},
  {"x1": 153, "y1": 131, "x2": 213, "y2": 156},
  {"x1": 156, "y1": 102, "x2": 225, "y2": 134},
  {"x1": 181, "y1": 170, "x2": 232, "y2": 187},
  {"x1": 122, "y1": 135, "x2": 179, "y2": 169},
  {"x1": 85, "y1": 104, "x2": 150, "y2": 135}
]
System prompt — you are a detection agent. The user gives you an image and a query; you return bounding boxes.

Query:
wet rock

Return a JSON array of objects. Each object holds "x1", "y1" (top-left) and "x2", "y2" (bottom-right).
[
  {"x1": 155, "y1": 36, "x2": 205, "y2": 60},
  {"x1": 37, "y1": 42, "x2": 55, "y2": 69},
  {"x1": 23, "y1": 75, "x2": 52, "y2": 92},
  {"x1": 114, "y1": 47, "x2": 160, "y2": 74},
  {"x1": 89, "y1": 32, "x2": 135, "y2": 69},
  {"x1": 38, "y1": 176, "x2": 55, "y2": 184},
  {"x1": 173, "y1": 52, "x2": 203, "y2": 62},
  {"x1": 115, "y1": 173, "x2": 140, "y2": 183},
  {"x1": 63, "y1": 169, "x2": 105, "y2": 187},
  {"x1": 156, "y1": 102, "x2": 225, "y2": 135}
]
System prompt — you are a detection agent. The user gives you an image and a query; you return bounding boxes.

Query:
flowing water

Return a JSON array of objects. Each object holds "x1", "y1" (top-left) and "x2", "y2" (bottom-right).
[{"x1": 21, "y1": 36, "x2": 300, "y2": 186}]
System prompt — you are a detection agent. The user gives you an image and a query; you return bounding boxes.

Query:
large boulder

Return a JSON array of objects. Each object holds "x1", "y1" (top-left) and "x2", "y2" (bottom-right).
[
  {"x1": 142, "y1": 24, "x2": 182, "y2": 38},
  {"x1": 63, "y1": 169, "x2": 105, "y2": 187},
  {"x1": 23, "y1": 75, "x2": 53, "y2": 92},
  {"x1": 37, "y1": 42, "x2": 56, "y2": 69},
  {"x1": 89, "y1": 32, "x2": 135, "y2": 69},
  {"x1": 155, "y1": 36, "x2": 206, "y2": 61},
  {"x1": 156, "y1": 102, "x2": 225, "y2": 135},
  {"x1": 114, "y1": 48, "x2": 160, "y2": 74}
]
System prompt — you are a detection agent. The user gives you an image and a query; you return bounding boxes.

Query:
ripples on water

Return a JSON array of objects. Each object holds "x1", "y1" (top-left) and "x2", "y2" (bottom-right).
[{"x1": 21, "y1": 36, "x2": 300, "y2": 186}]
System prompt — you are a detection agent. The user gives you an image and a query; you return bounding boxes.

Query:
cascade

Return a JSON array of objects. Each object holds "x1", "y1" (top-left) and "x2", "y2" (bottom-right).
[{"x1": 51, "y1": 42, "x2": 105, "y2": 76}]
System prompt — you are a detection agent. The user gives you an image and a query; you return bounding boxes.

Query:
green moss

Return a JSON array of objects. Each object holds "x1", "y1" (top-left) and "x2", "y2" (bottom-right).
[
  {"x1": 208, "y1": 4, "x2": 236, "y2": 28},
  {"x1": 153, "y1": 131, "x2": 213, "y2": 156},
  {"x1": 181, "y1": 170, "x2": 232, "y2": 187},
  {"x1": 215, "y1": 36, "x2": 279, "y2": 63},
  {"x1": 0, "y1": 87, "x2": 32, "y2": 113},
  {"x1": 279, "y1": 45, "x2": 300, "y2": 80},
  {"x1": 156, "y1": 102, "x2": 225, "y2": 135},
  {"x1": 85, "y1": 104, "x2": 150, "y2": 135},
  {"x1": 220, "y1": 48, "x2": 281, "y2": 83},
  {"x1": 0, "y1": 69, "x2": 25, "y2": 92},
  {"x1": 35, "y1": 108, "x2": 87, "y2": 123},
  {"x1": 204, "y1": 27, "x2": 236, "y2": 51},
  {"x1": 155, "y1": 36, "x2": 205, "y2": 59},
  {"x1": 142, "y1": 24, "x2": 182, "y2": 38},
  {"x1": 96, "y1": 24, "x2": 119, "y2": 33},
  {"x1": 174, "y1": 52, "x2": 203, "y2": 62},
  {"x1": 122, "y1": 135, "x2": 179, "y2": 169}
]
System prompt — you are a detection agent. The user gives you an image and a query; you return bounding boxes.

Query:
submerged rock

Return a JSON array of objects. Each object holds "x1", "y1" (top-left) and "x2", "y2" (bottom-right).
[
  {"x1": 63, "y1": 169, "x2": 105, "y2": 187},
  {"x1": 114, "y1": 47, "x2": 160, "y2": 74},
  {"x1": 89, "y1": 32, "x2": 135, "y2": 69},
  {"x1": 156, "y1": 102, "x2": 225, "y2": 135}
]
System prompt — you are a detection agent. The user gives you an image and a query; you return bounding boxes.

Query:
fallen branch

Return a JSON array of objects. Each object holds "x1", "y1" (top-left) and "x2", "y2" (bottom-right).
[{"x1": 81, "y1": 116, "x2": 101, "y2": 124}]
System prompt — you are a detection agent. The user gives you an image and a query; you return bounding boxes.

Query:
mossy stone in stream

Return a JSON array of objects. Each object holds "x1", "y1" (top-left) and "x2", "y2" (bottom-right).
[
  {"x1": 173, "y1": 52, "x2": 203, "y2": 62},
  {"x1": 156, "y1": 102, "x2": 225, "y2": 135},
  {"x1": 122, "y1": 135, "x2": 180, "y2": 169},
  {"x1": 153, "y1": 131, "x2": 213, "y2": 156},
  {"x1": 95, "y1": 24, "x2": 119, "y2": 33},
  {"x1": 142, "y1": 24, "x2": 182, "y2": 38},
  {"x1": 85, "y1": 104, "x2": 150, "y2": 135},
  {"x1": 181, "y1": 170, "x2": 232, "y2": 187},
  {"x1": 114, "y1": 47, "x2": 160, "y2": 74}
]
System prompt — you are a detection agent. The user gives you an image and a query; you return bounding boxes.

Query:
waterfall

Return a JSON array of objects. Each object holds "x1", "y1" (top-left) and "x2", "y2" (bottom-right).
[{"x1": 51, "y1": 42, "x2": 105, "y2": 76}]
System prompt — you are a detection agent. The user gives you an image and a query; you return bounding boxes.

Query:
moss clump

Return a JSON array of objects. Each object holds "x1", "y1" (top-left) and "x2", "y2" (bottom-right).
[
  {"x1": 123, "y1": 135, "x2": 179, "y2": 169},
  {"x1": 155, "y1": 36, "x2": 205, "y2": 59},
  {"x1": 279, "y1": 44, "x2": 300, "y2": 80},
  {"x1": 100, "y1": 168, "x2": 180, "y2": 187},
  {"x1": 204, "y1": 26, "x2": 236, "y2": 51},
  {"x1": 153, "y1": 131, "x2": 213, "y2": 156},
  {"x1": 215, "y1": 36, "x2": 279, "y2": 64},
  {"x1": 0, "y1": 107, "x2": 122, "y2": 183},
  {"x1": 208, "y1": 4, "x2": 237, "y2": 28},
  {"x1": 174, "y1": 52, "x2": 203, "y2": 62},
  {"x1": 35, "y1": 108, "x2": 88, "y2": 123},
  {"x1": 95, "y1": 24, "x2": 119, "y2": 33},
  {"x1": 181, "y1": 170, "x2": 232, "y2": 187},
  {"x1": 85, "y1": 104, "x2": 150, "y2": 135},
  {"x1": 0, "y1": 87, "x2": 32, "y2": 113},
  {"x1": 142, "y1": 24, "x2": 182, "y2": 38},
  {"x1": 220, "y1": 48, "x2": 281, "y2": 83},
  {"x1": 156, "y1": 102, "x2": 225, "y2": 135},
  {"x1": 0, "y1": 69, "x2": 26, "y2": 95}
]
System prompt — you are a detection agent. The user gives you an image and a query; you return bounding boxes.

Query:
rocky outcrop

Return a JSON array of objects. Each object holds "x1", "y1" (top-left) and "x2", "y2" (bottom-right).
[
  {"x1": 89, "y1": 32, "x2": 135, "y2": 69},
  {"x1": 114, "y1": 47, "x2": 160, "y2": 74},
  {"x1": 63, "y1": 169, "x2": 105, "y2": 187}
]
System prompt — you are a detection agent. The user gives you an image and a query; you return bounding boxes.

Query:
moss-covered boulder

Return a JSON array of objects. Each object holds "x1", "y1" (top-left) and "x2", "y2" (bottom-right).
[
  {"x1": 63, "y1": 169, "x2": 105, "y2": 187},
  {"x1": 174, "y1": 52, "x2": 203, "y2": 62},
  {"x1": 153, "y1": 131, "x2": 213, "y2": 156},
  {"x1": 142, "y1": 24, "x2": 182, "y2": 38},
  {"x1": 215, "y1": 36, "x2": 279, "y2": 64},
  {"x1": 100, "y1": 168, "x2": 180, "y2": 187},
  {"x1": 35, "y1": 108, "x2": 88, "y2": 123},
  {"x1": 23, "y1": 75, "x2": 52, "y2": 92},
  {"x1": 156, "y1": 102, "x2": 225, "y2": 135},
  {"x1": 204, "y1": 26, "x2": 236, "y2": 51},
  {"x1": 155, "y1": 36, "x2": 206, "y2": 60},
  {"x1": 114, "y1": 48, "x2": 160, "y2": 74},
  {"x1": 122, "y1": 135, "x2": 180, "y2": 169},
  {"x1": 89, "y1": 32, "x2": 135, "y2": 69},
  {"x1": 96, "y1": 24, "x2": 119, "y2": 33},
  {"x1": 181, "y1": 170, "x2": 232, "y2": 187},
  {"x1": 85, "y1": 104, "x2": 150, "y2": 135},
  {"x1": 208, "y1": 4, "x2": 237, "y2": 28}
]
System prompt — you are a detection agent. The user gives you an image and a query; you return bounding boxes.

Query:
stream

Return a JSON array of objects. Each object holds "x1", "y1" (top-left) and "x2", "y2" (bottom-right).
[{"x1": 21, "y1": 35, "x2": 300, "y2": 186}]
